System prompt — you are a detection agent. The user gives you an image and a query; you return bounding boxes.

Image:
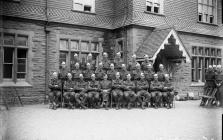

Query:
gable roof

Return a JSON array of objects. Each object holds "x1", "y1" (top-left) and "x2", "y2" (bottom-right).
[{"x1": 136, "y1": 28, "x2": 191, "y2": 63}]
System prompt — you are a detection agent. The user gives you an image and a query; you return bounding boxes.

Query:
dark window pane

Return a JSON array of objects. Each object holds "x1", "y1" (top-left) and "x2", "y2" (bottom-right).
[
  {"x1": 91, "y1": 43, "x2": 98, "y2": 52},
  {"x1": 17, "y1": 63, "x2": 26, "y2": 72},
  {"x1": 147, "y1": 6, "x2": 152, "y2": 12},
  {"x1": 59, "y1": 51, "x2": 67, "y2": 66},
  {"x1": 199, "y1": 14, "x2": 202, "y2": 21},
  {"x1": 3, "y1": 34, "x2": 15, "y2": 45},
  {"x1": 4, "y1": 47, "x2": 14, "y2": 63},
  {"x1": 154, "y1": 7, "x2": 159, "y2": 13},
  {"x1": 3, "y1": 64, "x2": 13, "y2": 78},
  {"x1": 17, "y1": 73, "x2": 26, "y2": 79},
  {"x1": 18, "y1": 49, "x2": 27, "y2": 58},
  {"x1": 84, "y1": 5, "x2": 91, "y2": 12},
  {"x1": 17, "y1": 35, "x2": 28, "y2": 46},
  {"x1": 210, "y1": 16, "x2": 213, "y2": 23}
]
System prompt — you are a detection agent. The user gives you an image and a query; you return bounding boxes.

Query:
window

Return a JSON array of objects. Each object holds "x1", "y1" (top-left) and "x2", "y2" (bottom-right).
[
  {"x1": 146, "y1": 0, "x2": 163, "y2": 14},
  {"x1": 198, "y1": 0, "x2": 217, "y2": 24},
  {"x1": 191, "y1": 46, "x2": 221, "y2": 82},
  {"x1": 0, "y1": 32, "x2": 28, "y2": 82},
  {"x1": 73, "y1": 0, "x2": 95, "y2": 13},
  {"x1": 59, "y1": 39, "x2": 100, "y2": 70}
]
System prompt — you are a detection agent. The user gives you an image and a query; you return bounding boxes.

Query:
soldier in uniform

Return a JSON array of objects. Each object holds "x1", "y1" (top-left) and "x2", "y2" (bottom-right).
[
  {"x1": 71, "y1": 53, "x2": 80, "y2": 71},
  {"x1": 111, "y1": 72, "x2": 124, "y2": 109},
  {"x1": 141, "y1": 54, "x2": 151, "y2": 71},
  {"x1": 107, "y1": 63, "x2": 117, "y2": 80},
  {"x1": 58, "y1": 61, "x2": 68, "y2": 107},
  {"x1": 87, "y1": 53, "x2": 95, "y2": 69},
  {"x1": 64, "y1": 73, "x2": 75, "y2": 109},
  {"x1": 100, "y1": 74, "x2": 112, "y2": 109},
  {"x1": 128, "y1": 54, "x2": 138, "y2": 71},
  {"x1": 95, "y1": 62, "x2": 106, "y2": 81},
  {"x1": 215, "y1": 65, "x2": 223, "y2": 106},
  {"x1": 136, "y1": 73, "x2": 150, "y2": 109},
  {"x1": 144, "y1": 63, "x2": 155, "y2": 92},
  {"x1": 74, "y1": 74, "x2": 88, "y2": 109},
  {"x1": 123, "y1": 74, "x2": 136, "y2": 109},
  {"x1": 162, "y1": 74, "x2": 174, "y2": 109},
  {"x1": 102, "y1": 52, "x2": 110, "y2": 72},
  {"x1": 157, "y1": 64, "x2": 167, "y2": 82},
  {"x1": 86, "y1": 74, "x2": 101, "y2": 108},
  {"x1": 114, "y1": 52, "x2": 124, "y2": 71},
  {"x1": 213, "y1": 65, "x2": 217, "y2": 73},
  {"x1": 84, "y1": 63, "x2": 94, "y2": 81},
  {"x1": 120, "y1": 64, "x2": 129, "y2": 81},
  {"x1": 71, "y1": 63, "x2": 82, "y2": 81},
  {"x1": 48, "y1": 72, "x2": 61, "y2": 110},
  {"x1": 132, "y1": 63, "x2": 142, "y2": 81},
  {"x1": 150, "y1": 74, "x2": 163, "y2": 108}
]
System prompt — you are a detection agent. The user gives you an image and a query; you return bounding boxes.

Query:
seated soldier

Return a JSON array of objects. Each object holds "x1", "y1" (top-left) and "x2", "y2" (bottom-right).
[
  {"x1": 74, "y1": 74, "x2": 88, "y2": 109},
  {"x1": 150, "y1": 74, "x2": 163, "y2": 109},
  {"x1": 132, "y1": 63, "x2": 142, "y2": 81},
  {"x1": 123, "y1": 74, "x2": 136, "y2": 109},
  {"x1": 120, "y1": 64, "x2": 129, "y2": 81},
  {"x1": 102, "y1": 52, "x2": 110, "y2": 72},
  {"x1": 136, "y1": 73, "x2": 150, "y2": 109},
  {"x1": 100, "y1": 74, "x2": 112, "y2": 109},
  {"x1": 95, "y1": 62, "x2": 106, "y2": 81},
  {"x1": 48, "y1": 72, "x2": 61, "y2": 110},
  {"x1": 63, "y1": 73, "x2": 75, "y2": 109},
  {"x1": 71, "y1": 63, "x2": 82, "y2": 81},
  {"x1": 84, "y1": 63, "x2": 94, "y2": 81},
  {"x1": 162, "y1": 74, "x2": 174, "y2": 109},
  {"x1": 111, "y1": 72, "x2": 124, "y2": 109},
  {"x1": 86, "y1": 74, "x2": 101, "y2": 108},
  {"x1": 107, "y1": 63, "x2": 117, "y2": 80}
]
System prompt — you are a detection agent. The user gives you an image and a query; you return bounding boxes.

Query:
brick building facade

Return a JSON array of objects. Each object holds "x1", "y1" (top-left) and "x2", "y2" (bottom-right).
[{"x1": 0, "y1": 0, "x2": 223, "y2": 104}]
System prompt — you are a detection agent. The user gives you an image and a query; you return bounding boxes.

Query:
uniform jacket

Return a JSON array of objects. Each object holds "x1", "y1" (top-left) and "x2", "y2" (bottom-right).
[
  {"x1": 150, "y1": 80, "x2": 163, "y2": 91},
  {"x1": 136, "y1": 79, "x2": 149, "y2": 90}
]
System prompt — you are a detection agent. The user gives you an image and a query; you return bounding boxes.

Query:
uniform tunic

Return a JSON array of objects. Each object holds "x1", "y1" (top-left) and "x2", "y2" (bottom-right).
[
  {"x1": 141, "y1": 60, "x2": 151, "y2": 71},
  {"x1": 107, "y1": 69, "x2": 117, "y2": 80},
  {"x1": 71, "y1": 69, "x2": 82, "y2": 80},
  {"x1": 114, "y1": 57, "x2": 123, "y2": 70},
  {"x1": 83, "y1": 69, "x2": 94, "y2": 81},
  {"x1": 128, "y1": 60, "x2": 137, "y2": 71},
  {"x1": 102, "y1": 58, "x2": 110, "y2": 71},
  {"x1": 120, "y1": 69, "x2": 129, "y2": 80},
  {"x1": 95, "y1": 68, "x2": 106, "y2": 81},
  {"x1": 132, "y1": 69, "x2": 142, "y2": 80}
]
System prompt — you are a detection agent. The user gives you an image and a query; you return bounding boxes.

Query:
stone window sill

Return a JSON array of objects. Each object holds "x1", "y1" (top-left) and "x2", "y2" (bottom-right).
[
  {"x1": 0, "y1": 81, "x2": 32, "y2": 87},
  {"x1": 71, "y1": 10, "x2": 96, "y2": 15},
  {"x1": 197, "y1": 21, "x2": 219, "y2": 26},
  {"x1": 144, "y1": 11, "x2": 165, "y2": 17},
  {"x1": 190, "y1": 82, "x2": 205, "y2": 87}
]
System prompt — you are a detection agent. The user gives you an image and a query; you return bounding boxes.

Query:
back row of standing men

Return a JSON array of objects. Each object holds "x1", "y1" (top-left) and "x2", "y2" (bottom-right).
[{"x1": 49, "y1": 52, "x2": 175, "y2": 110}]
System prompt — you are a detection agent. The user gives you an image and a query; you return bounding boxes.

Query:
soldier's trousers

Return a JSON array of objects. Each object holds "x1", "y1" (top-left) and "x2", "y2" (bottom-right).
[
  {"x1": 101, "y1": 90, "x2": 110, "y2": 103},
  {"x1": 75, "y1": 92, "x2": 87, "y2": 107},
  {"x1": 136, "y1": 90, "x2": 151, "y2": 104},
  {"x1": 124, "y1": 91, "x2": 136, "y2": 104},
  {"x1": 48, "y1": 90, "x2": 61, "y2": 104},
  {"x1": 162, "y1": 92, "x2": 174, "y2": 105},
  {"x1": 64, "y1": 92, "x2": 76, "y2": 105},
  {"x1": 87, "y1": 91, "x2": 100, "y2": 107},
  {"x1": 151, "y1": 92, "x2": 162, "y2": 106},
  {"x1": 112, "y1": 89, "x2": 123, "y2": 103}
]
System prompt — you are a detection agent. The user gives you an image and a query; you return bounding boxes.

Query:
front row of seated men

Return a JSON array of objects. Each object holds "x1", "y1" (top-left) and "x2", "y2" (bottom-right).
[{"x1": 48, "y1": 71, "x2": 175, "y2": 110}]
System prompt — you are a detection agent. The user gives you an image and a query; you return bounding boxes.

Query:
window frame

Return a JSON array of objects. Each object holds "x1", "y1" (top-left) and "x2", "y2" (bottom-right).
[
  {"x1": 72, "y1": 0, "x2": 96, "y2": 13},
  {"x1": 191, "y1": 46, "x2": 222, "y2": 82},
  {"x1": 145, "y1": 0, "x2": 164, "y2": 15},
  {"x1": 197, "y1": 0, "x2": 217, "y2": 24},
  {"x1": 0, "y1": 31, "x2": 31, "y2": 84}
]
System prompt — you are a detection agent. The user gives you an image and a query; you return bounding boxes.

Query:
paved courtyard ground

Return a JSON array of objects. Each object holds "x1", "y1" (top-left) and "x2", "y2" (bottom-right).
[{"x1": 0, "y1": 100, "x2": 222, "y2": 140}]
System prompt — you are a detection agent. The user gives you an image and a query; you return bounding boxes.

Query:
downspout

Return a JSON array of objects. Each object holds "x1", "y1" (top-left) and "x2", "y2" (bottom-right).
[
  {"x1": 44, "y1": 0, "x2": 49, "y2": 104},
  {"x1": 122, "y1": 0, "x2": 128, "y2": 64}
]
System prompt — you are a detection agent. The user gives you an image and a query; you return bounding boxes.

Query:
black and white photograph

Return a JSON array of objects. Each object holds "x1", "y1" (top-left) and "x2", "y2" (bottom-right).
[{"x1": 0, "y1": 0, "x2": 222, "y2": 140}]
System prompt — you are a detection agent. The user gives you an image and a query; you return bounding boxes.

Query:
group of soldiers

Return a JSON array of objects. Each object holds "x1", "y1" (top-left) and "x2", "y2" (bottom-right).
[
  {"x1": 48, "y1": 52, "x2": 175, "y2": 110},
  {"x1": 200, "y1": 64, "x2": 223, "y2": 107}
]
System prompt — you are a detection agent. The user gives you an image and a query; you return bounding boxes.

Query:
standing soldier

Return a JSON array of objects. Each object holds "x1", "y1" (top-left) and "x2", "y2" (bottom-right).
[
  {"x1": 107, "y1": 63, "x2": 117, "y2": 81},
  {"x1": 71, "y1": 53, "x2": 80, "y2": 71},
  {"x1": 213, "y1": 65, "x2": 217, "y2": 73},
  {"x1": 141, "y1": 54, "x2": 151, "y2": 71},
  {"x1": 132, "y1": 63, "x2": 142, "y2": 81},
  {"x1": 87, "y1": 53, "x2": 95, "y2": 69},
  {"x1": 214, "y1": 65, "x2": 223, "y2": 106},
  {"x1": 120, "y1": 64, "x2": 129, "y2": 81},
  {"x1": 102, "y1": 52, "x2": 110, "y2": 72},
  {"x1": 74, "y1": 74, "x2": 87, "y2": 109},
  {"x1": 150, "y1": 74, "x2": 163, "y2": 108},
  {"x1": 157, "y1": 64, "x2": 167, "y2": 82},
  {"x1": 123, "y1": 74, "x2": 136, "y2": 109},
  {"x1": 114, "y1": 52, "x2": 123, "y2": 71},
  {"x1": 128, "y1": 54, "x2": 137, "y2": 71},
  {"x1": 162, "y1": 74, "x2": 174, "y2": 109},
  {"x1": 111, "y1": 72, "x2": 124, "y2": 109},
  {"x1": 58, "y1": 61, "x2": 68, "y2": 107},
  {"x1": 95, "y1": 62, "x2": 106, "y2": 81},
  {"x1": 84, "y1": 63, "x2": 94, "y2": 81},
  {"x1": 48, "y1": 72, "x2": 61, "y2": 110},
  {"x1": 86, "y1": 74, "x2": 101, "y2": 108},
  {"x1": 100, "y1": 74, "x2": 112, "y2": 109},
  {"x1": 71, "y1": 63, "x2": 82, "y2": 81},
  {"x1": 136, "y1": 73, "x2": 150, "y2": 109},
  {"x1": 64, "y1": 73, "x2": 75, "y2": 109},
  {"x1": 144, "y1": 63, "x2": 155, "y2": 92}
]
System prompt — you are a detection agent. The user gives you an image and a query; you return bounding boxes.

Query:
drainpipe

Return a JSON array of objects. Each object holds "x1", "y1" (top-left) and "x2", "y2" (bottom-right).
[
  {"x1": 44, "y1": 0, "x2": 50, "y2": 104},
  {"x1": 122, "y1": 0, "x2": 128, "y2": 64}
]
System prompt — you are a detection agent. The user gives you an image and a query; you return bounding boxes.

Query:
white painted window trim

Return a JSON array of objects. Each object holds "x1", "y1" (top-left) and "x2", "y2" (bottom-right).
[
  {"x1": 146, "y1": 0, "x2": 164, "y2": 14},
  {"x1": 72, "y1": 0, "x2": 95, "y2": 13}
]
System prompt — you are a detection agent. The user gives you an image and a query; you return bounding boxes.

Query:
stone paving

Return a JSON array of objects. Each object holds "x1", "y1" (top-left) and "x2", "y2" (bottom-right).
[{"x1": 0, "y1": 100, "x2": 222, "y2": 140}]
